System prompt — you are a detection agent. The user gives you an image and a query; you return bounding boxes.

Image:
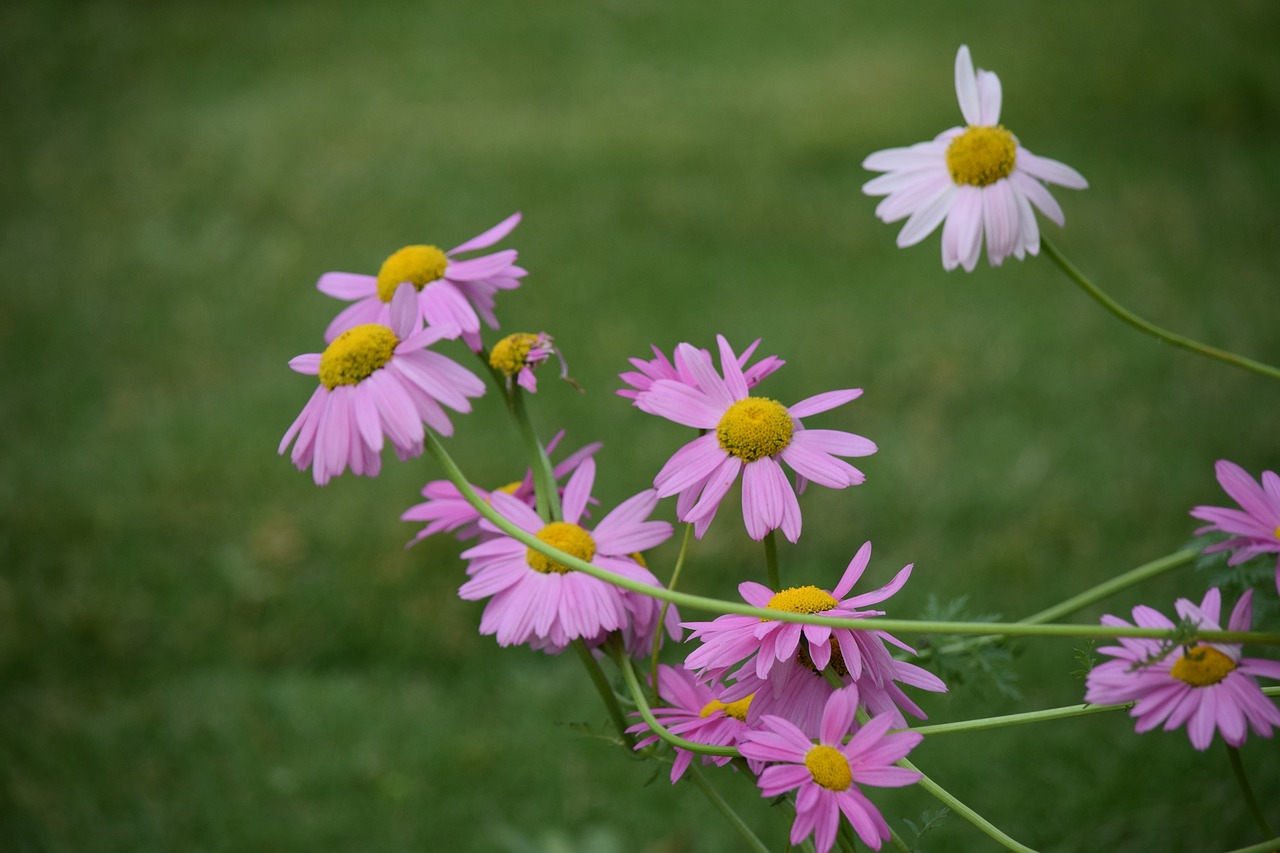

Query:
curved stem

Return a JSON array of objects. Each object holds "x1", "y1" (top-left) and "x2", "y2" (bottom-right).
[
  {"x1": 651, "y1": 523, "x2": 695, "y2": 704},
  {"x1": 1041, "y1": 237, "x2": 1280, "y2": 381},
  {"x1": 899, "y1": 757, "x2": 1038, "y2": 853},
  {"x1": 1227, "y1": 744, "x2": 1276, "y2": 839},
  {"x1": 615, "y1": 648, "x2": 739, "y2": 758},
  {"x1": 423, "y1": 432, "x2": 1280, "y2": 646}
]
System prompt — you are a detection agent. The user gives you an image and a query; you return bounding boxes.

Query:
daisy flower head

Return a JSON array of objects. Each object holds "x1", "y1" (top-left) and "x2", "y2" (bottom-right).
[
  {"x1": 862, "y1": 45, "x2": 1088, "y2": 272},
  {"x1": 739, "y1": 687, "x2": 923, "y2": 852},
  {"x1": 401, "y1": 431, "x2": 602, "y2": 545},
  {"x1": 635, "y1": 335, "x2": 876, "y2": 543},
  {"x1": 279, "y1": 283, "x2": 486, "y2": 485},
  {"x1": 457, "y1": 458, "x2": 677, "y2": 652},
  {"x1": 1190, "y1": 459, "x2": 1280, "y2": 595},
  {"x1": 1084, "y1": 588, "x2": 1280, "y2": 750},
  {"x1": 317, "y1": 212, "x2": 525, "y2": 351},
  {"x1": 625, "y1": 665, "x2": 764, "y2": 783},
  {"x1": 618, "y1": 338, "x2": 784, "y2": 402},
  {"x1": 686, "y1": 542, "x2": 947, "y2": 734},
  {"x1": 488, "y1": 332, "x2": 573, "y2": 394}
]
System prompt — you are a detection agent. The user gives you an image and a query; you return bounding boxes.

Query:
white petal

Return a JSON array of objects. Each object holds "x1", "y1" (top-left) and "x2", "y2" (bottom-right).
[{"x1": 954, "y1": 45, "x2": 980, "y2": 126}]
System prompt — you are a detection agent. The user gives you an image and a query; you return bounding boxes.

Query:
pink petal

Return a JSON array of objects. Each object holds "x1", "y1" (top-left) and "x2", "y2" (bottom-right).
[{"x1": 448, "y1": 212, "x2": 521, "y2": 255}]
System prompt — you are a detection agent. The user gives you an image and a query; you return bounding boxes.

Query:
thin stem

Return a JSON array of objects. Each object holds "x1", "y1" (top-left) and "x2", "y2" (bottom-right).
[
  {"x1": 685, "y1": 763, "x2": 772, "y2": 853},
  {"x1": 615, "y1": 648, "x2": 739, "y2": 758},
  {"x1": 911, "y1": 701, "x2": 1130, "y2": 736},
  {"x1": 1227, "y1": 744, "x2": 1276, "y2": 839},
  {"x1": 1042, "y1": 237, "x2": 1280, "y2": 381},
  {"x1": 900, "y1": 758, "x2": 1038, "y2": 853},
  {"x1": 572, "y1": 639, "x2": 633, "y2": 749},
  {"x1": 1223, "y1": 839, "x2": 1280, "y2": 853},
  {"x1": 423, "y1": 432, "x2": 1280, "y2": 646},
  {"x1": 509, "y1": 386, "x2": 560, "y2": 521},
  {"x1": 651, "y1": 523, "x2": 696, "y2": 704},
  {"x1": 922, "y1": 548, "x2": 1198, "y2": 662},
  {"x1": 764, "y1": 530, "x2": 781, "y2": 590}
]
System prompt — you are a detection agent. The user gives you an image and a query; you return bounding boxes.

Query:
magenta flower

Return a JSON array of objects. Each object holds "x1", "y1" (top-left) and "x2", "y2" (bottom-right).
[
  {"x1": 488, "y1": 331, "x2": 569, "y2": 394},
  {"x1": 1084, "y1": 588, "x2": 1280, "y2": 750},
  {"x1": 1190, "y1": 459, "x2": 1280, "y2": 594},
  {"x1": 318, "y1": 212, "x2": 526, "y2": 351},
  {"x1": 618, "y1": 339, "x2": 784, "y2": 401},
  {"x1": 457, "y1": 458, "x2": 677, "y2": 652},
  {"x1": 625, "y1": 665, "x2": 764, "y2": 783},
  {"x1": 685, "y1": 543, "x2": 946, "y2": 734},
  {"x1": 862, "y1": 46, "x2": 1087, "y2": 272},
  {"x1": 279, "y1": 284, "x2": 486, "y2": 485},
  {"x1": 635, "y1": 335, "x2": 876, "y2": 543},
  {"x1": 739, "y1": 687, "x2": 923, "y2": 852},
  {"x1": 401, "y1": 431, "x2": 602, "y2": 545}
]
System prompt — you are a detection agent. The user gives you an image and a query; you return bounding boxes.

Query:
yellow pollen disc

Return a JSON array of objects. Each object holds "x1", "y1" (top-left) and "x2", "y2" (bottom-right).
[
  {"x1": 804, "y1": 745, "x2": 852, "y2": 792},
  {"x1": 376, "y1": 245, "x2": 449, "y2": 302},
  {"x1": 945, "y1": 125, "x2": 1018, "y2": 187},
  {"x1": 526, "y1": 521, "x2": 596, "y2": 575},
  {"x1": 495, "y1": 481, "x2": 523, "y2": 496},
  {"x1": 489, "y1": 333, "x2": 540, "y2": 377},
  {"x1": 1274, "y1": 524, "x2": 1280, "y2": 540},
  {"x1": 629, "y1": 552, "x2": 648, "y2": 569},
  {"x1": 699, "y1": 694, "x2": 753, "y2": 721},
  {"x1": 766, "y1": 585, "x2": 838, "y2": 615},
  {"x1": 1170, "y1": 645, "x2": 1237, "y2": 687},
  {"x1": 318, "y1": 324, "x2": 399, "y2": 389},
  {"x1": 716, "y1": 397, "x2": 794, "y2": 463}
]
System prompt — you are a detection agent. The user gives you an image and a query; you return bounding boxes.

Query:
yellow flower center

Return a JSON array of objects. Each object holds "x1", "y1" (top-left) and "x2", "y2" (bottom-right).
[
  {"x1": 804, "y1": 745, "x2": 852, "y2": 792},
  {"x1": 716, "y1": 397, "x2": 794, "y2": 463},
  {"x1": 797, "y1": 638, "x2": 850, "y2": 679},
  {"x1": 495, "y1": 481, "x2": 523, "y2": 496},
  {"x1": 490, "y1": 333, "x2": 540, "y2": 377},
  {"x1": 376, "y1": 245, "x2": 449, "y2": 302},
  {"x1": 526, "y1": 521, "x2": 596, "y2": 574},
  {"x1": 1274, "y1": 524, "x2": 1280, "y2": 540},
  {"x1": 945, "y1": 125, "x2": 1017, "y2": 187},
  {"x1": 318, "y1": 324, "x2": 399, "y2": 389},
  {"x1": 699, "y1": 694, "x2": 754, "y2": 721},
  {"x1": 1170, "y1": 645, "x2": 1237, "y2": 687},
  {"x1": 766, "y1": 585, "x2": 838, "y2": 615}
]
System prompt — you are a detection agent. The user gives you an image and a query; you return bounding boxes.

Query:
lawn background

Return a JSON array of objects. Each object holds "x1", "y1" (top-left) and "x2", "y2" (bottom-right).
[{"x1": 2, "y1": 1, "x2": 1279, "y2": 850}]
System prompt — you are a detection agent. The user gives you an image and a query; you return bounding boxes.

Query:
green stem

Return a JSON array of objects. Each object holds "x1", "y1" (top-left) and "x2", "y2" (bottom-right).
[
  {"x1": 651, "y1": 523, "x2": 696, "y2": 704},
  {"x1": 572, "y1": 639, "x2": 633, "y2": 749},
  {"x1": 923, "y1": 548, "x2": 1198, "y2": 661},
  {"x1": 509, "y1": 386, "x2": 560, "y2": 521},
  {"x1": 1223, "y1": 839, "x2": 1280, "y2": 853},
  {"x1": 1227, "y1": 744, "x2": 1276, "y2": 839},
  {"x1": 685, "y1": 763, "x2": 773, "y2": 853},
  {"x1": 615, "y1": 648, "x2": 739, "y2": 758},
  {"x1": 1041, "y1": 237, "x2": 1280, "y2": 381},
  {"x1": 423, "y1": 432, "x2": 1280, "y2": 646},
  {"x1": 900, "y1": 758, "x2": 1038, "y2": 853},
  {"x1": 764, "y1": 530, "x2": 781, "y2": 590}
]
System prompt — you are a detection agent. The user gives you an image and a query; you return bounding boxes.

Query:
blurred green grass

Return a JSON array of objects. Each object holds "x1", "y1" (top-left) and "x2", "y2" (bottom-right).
[{"x1": 2, "y1": 0, "x2": 1279, "y2": 850}]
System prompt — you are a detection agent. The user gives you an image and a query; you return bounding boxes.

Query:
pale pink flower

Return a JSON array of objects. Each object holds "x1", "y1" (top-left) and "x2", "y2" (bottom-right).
[
  {"x1": 862, "y1": 45, "x2": 1087, "y2": 272},
  {"x1": 1190, "y1": 459, "x2": 1280, "y2": 595},
  {"x1": 635, "y1": 335, "x2": 875, "y2": 543},
  {"x1": 401, "y1": 431, "x2": 602, "y2": 545},
  {"x1": 279, "y1": 283, "x2": 486, "y2": 485},
  {"x1": 457, "y1": 459, "x2": 677, "y2": 652},
  {"x1": 1084, "y1": 588, "x2": 1280, "y2": 750},
  {"x1": 739, "y1": 687, "x2": 923, "y2": 852},
  {"x1": 318, "y1": 212, "x2": 525, "y2": 350},
  {"x1": 618, "y1": 339, "x2": 784, "y2": 401},
  {"x1": 625, "y1": 665, "x2": 764, "y2": 783}
]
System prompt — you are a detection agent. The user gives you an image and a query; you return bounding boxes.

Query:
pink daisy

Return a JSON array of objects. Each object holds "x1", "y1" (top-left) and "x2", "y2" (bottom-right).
[
  {"x1": 625, "y1": 665, "x2": 764, "y2": 783},
  {"x1": 635, "y1": 335, "x2": 876, "y2": 543},
  {"x1": 862, "y1": 45, "x2": 1087, "y2": 272},
  {"x1": 738, "y1": 687, "x2": 923, "y2": 852},
  {"x1": 279, "y1": 283, "x2": 486, "y2": 485},
  {"x1": 318, "y1": 212, "x2": 525, "y2": 350},
  {"x1": 1189, "y1": 459, "x2": 1280, "y2": 595},
  {"x1": 684, "y1": 543, "x2": 946, "y2": 734},
  {"x1": 457, "y1": 458, "x2": 678, "y2": 652},
  {"x1": 401, "y1": 431, "x2": 602, "y2": 545},
  {"x1": 1084, "y1": 588, "x2": 1280, "y2": 750},
  {"x1": 618, "y1": 339, "x2": 784, "y2": 401},
  {"x1": 488, "y1": 331, "x2": 571, "y2": 394}
]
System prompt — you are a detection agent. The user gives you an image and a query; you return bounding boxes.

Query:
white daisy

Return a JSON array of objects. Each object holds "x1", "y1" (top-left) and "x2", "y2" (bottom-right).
[{"x1": 862, "y1": 46, "x2": 1087, "y2": 272}]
